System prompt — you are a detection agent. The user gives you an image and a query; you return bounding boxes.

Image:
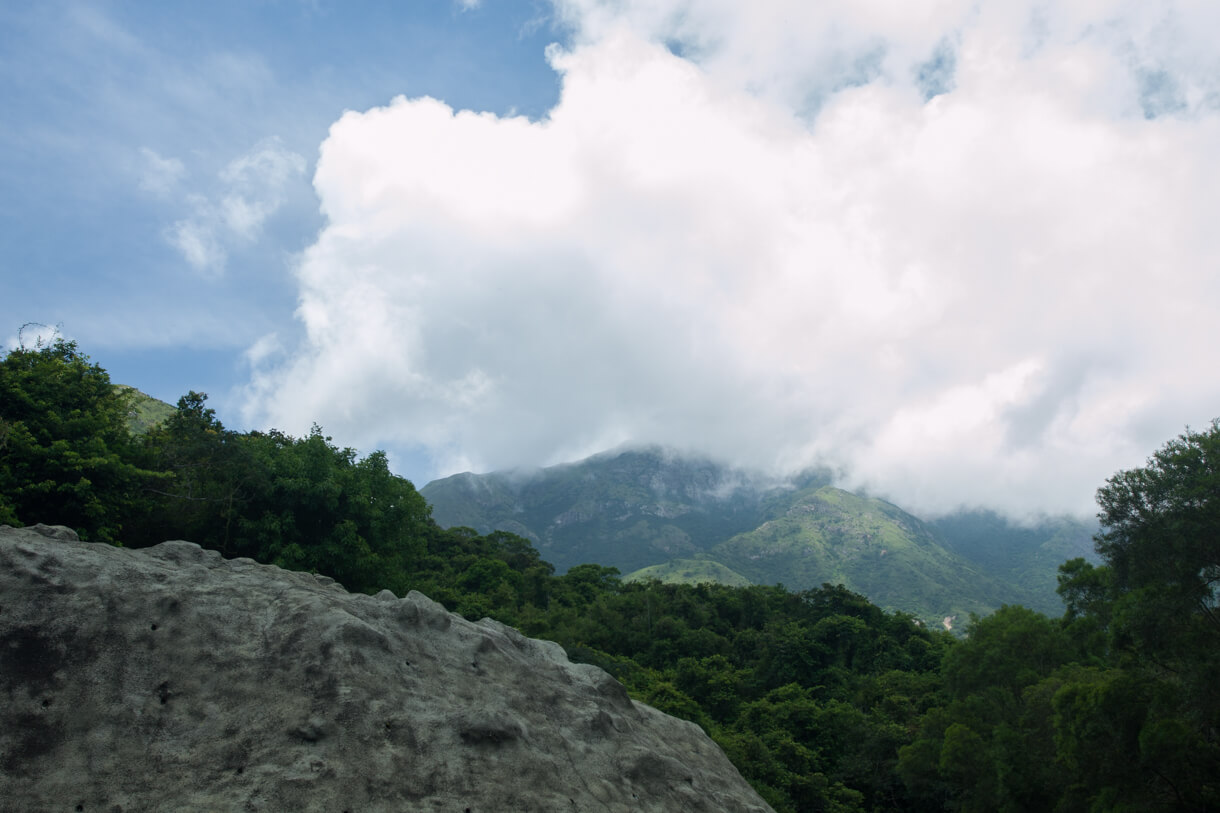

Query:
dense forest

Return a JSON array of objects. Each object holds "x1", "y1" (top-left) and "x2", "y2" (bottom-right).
[{"x1": 2, "y1": 337, "x2": 1217, "y2": 812}]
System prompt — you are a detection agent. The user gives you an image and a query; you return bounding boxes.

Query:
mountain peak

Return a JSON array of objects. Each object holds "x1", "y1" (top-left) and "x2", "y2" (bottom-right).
[{"x1": 422, "y1": 448, "x2": 1095, "y2": 622}]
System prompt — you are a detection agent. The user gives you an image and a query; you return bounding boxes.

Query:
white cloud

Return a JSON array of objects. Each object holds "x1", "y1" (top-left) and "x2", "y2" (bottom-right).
[
  {"x1": 244, "y1": 332, "x2": 285, "y2": 368},
  {"x1": 164, "y1": 138, "x2": 306, "y2": 274},
  {"x1": 165, "y1": 213, "x2": 227, "y2": 275},
  {"x1": 137, "y1": 147, "x2": 186, "y2": 196},
  {"x1": 242, "y1": 0, "x2": 1220, "y2": 517},
  {"x1": 219, "y1": 138, "x2": 308, "y2": 238}
]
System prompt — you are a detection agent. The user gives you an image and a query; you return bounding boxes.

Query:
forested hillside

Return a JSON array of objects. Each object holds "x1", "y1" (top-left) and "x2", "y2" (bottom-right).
[
  {"x1": 423, "y1": 448, "x2": 1096, "y2": 622},
  {"x1": 421, "y1": 448, "x2": 798, "y2": 574},
  {"x1": 929, "y1": 510, "x2": 1098, "y2": 616},
  {"x1": 3, "y1": 337, "x2": 1216, "y2": 811},
  {"x1": 705, "y1": 485, "x2": 1019, "y2": 623}
]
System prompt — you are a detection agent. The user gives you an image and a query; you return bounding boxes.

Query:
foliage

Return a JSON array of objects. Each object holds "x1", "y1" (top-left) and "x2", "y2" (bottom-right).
[
  {"x1": 1082, "y1": 423, "x2": 1220, "y2": 809},
  {"x1": 130, "y1": 399, "x2": 433, "y2": 595},
  {"x1": 901, "y1": 424, "x2": 1220, "y2": 812},
  {"x1": 0, "y1": 338, "x2": 159, "y2": 542}
]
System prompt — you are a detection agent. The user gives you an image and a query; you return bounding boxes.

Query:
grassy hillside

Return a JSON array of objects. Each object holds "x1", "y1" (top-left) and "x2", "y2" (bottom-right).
[
  {"x1": 624, "y1": 557, "x2": 753, "y2": 587},
  {"x1": 706, "y1": 485, "x2": 1023, "y2": 623},
  {"x1": 116, "y1": 385, "x2": 175, "y2": 433}
]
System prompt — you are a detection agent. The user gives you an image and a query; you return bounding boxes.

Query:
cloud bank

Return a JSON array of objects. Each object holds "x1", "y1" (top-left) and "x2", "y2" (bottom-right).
[{"x1": 242, "y1": 0, "x2": 1220, "y2": 517}]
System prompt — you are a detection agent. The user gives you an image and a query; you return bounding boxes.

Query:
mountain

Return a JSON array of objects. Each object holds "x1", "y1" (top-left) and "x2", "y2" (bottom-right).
[
  {"x1": 927, "y1": 509, "x2": 1098, "y2": 616},
  {"x1": 116, "y1": 384, "x2": 175, "y2": 433},
  {"x1": 702, "y1": 485, "x2": 1025, "y2": 623},
  {"x1": 421, "y1": 446, "x2": 826, "y2": 576},
  {"x1": 625, "y1": 558, "x2": 754, "y2": 587},
  {"x1": 0, "y1": 524, "x2": 772, "y2": 812},
  {"x1": 423, "y1": 447, "x2": 1098, "y2": 624}
]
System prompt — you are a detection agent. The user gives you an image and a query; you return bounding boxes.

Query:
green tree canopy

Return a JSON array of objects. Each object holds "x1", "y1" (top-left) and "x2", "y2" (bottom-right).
[
  {"x1": 1094, "y1": 421, "x2": 1220, "y2": 652},
  {"x1": 1080, "y1": 422, "x2": 1220, "y2": 809},
  {"x1": 0, "y1": 337, "x2": 155, "y2": 541}
]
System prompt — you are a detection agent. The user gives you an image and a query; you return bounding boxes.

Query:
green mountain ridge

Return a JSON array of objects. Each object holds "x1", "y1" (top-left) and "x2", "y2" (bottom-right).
[
  {"x1": 624, "y1": 557, "x2": 754, "y2": 587},
  {"x1": 421, "y1": 446, "x2": 816, "y2": 576},
  {"x1": 116, "y1": 385, "x2": 176, "y2": 433},
  {"x1": 423, "y1": 448, "x2": 1097, "y2": 624},
  {"x1": 706, "y1": 485, "x2": 1025, "y2": 623}
]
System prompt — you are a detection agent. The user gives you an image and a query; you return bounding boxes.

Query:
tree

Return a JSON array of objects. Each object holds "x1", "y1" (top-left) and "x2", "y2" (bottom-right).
[
  {"x1": 1078, "y1": 422, "x2": 1220, "y2": 809},
  {"x1": 0, "y1": 337, "x2": 156, "y2": 541},
  {"x1": 231, "y1": 426, "x2": 431, "y2": 594},
  {"x1": 942, "y1": 605, "x2": 1073, "y2": 699},
  {"x1": 899, "y1": 607, "x2": 1076, "y2": 812},
  {"x1": 555, "y1": 563, "x2": 621, "y2": 606},
  {"x1": 1056, "y1": 557, "x2": 1113, "y2": 658},
  {"x1": 130, "y1": 391, "x2": 256, "y2": 551},
  {"x1": 1094, "y1": 422, "x2": 1220, "y2": 653}
]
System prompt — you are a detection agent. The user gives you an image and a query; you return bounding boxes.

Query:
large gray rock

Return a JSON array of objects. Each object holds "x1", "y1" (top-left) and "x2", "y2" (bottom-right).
[{"x1": 0, "y1": 525, "x2": 772, "y2": 812}]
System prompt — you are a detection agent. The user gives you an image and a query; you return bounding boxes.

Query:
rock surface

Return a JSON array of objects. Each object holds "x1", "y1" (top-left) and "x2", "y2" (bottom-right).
[{"x1": 0, "y1": 525, "x2": 772, "y2": 812}]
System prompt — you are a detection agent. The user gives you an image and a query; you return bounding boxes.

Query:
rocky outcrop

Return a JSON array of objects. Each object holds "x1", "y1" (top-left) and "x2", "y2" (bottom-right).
[{"x1": 0, "y1": 525, "x2": 772, "y2": 812}]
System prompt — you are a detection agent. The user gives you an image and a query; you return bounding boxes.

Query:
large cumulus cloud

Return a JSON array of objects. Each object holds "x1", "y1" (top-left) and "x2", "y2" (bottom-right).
[{"x1": 241, "y1": 0, "x2": 1220, "y2": 516}]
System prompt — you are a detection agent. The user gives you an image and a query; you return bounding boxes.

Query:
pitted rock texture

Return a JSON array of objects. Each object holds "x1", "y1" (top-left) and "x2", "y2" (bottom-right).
[{"x1": 0, "y1": 525, "x2": 773, "y2": 812}]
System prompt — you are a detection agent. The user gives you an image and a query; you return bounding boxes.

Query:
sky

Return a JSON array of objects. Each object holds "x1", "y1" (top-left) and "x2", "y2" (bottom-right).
[{"x1": 4, "y1": 0, "x2": 1220, "y2": 518}]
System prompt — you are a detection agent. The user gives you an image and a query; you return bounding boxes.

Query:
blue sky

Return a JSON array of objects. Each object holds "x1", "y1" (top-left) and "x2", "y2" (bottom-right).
[
  {"x1": 2, "y1": 0, "x2": 559, "y2": 401},
  {"x1": 5, "y1": 1, "x2": 1220, "y2": 516}
]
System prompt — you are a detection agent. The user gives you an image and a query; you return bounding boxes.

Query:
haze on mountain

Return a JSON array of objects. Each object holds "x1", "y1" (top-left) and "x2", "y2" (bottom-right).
[
  {"x1": 7, "y1": 1, "x2": 1220, "y2": 521},
  {"x1": 422, "y1": 446, "x2": 1097, "y2": 624}
]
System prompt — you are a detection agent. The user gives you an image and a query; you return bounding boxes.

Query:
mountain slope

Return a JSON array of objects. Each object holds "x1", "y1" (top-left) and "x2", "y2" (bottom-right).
[
  {"x1": 705, "y1": 485, "x2": 1024, "y2": 623},
  {"x1": 421, "y1": 446, "x2": 813, "y2": 575},
  {"x1": 116, "y1": 385, "x2": 175, "y2": 433},
  {"x1": 927, "y1": 509, "x2": 1098, "y2": 616},
  {"x1": 422, "y1": 448, "x2": 1095, "y2": 624},
  {"x1": 624, "y1": 558, "x2": 754, "y2": 587}
]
